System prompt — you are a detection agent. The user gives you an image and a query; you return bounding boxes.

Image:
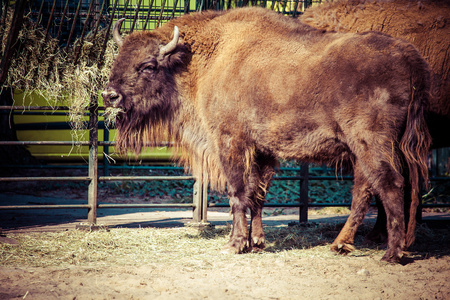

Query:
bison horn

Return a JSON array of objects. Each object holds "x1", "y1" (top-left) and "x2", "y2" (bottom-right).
[
  {"x1": 160, "y1": 26, "x2": 179, "y2": 56},
  {"x1": 113, "y1": 18, "x2": 125, "y2": 48}
]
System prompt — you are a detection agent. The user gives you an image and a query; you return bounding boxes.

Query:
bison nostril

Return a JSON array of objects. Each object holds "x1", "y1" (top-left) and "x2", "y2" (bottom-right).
[{"x1": 102, "y1": 90, "x2": 123, "y2": 108}]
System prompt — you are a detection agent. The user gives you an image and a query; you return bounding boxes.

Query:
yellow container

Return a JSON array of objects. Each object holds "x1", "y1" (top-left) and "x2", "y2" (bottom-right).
[{"x1": 12, "y1": 91, "x2": 173, "y2": 162}]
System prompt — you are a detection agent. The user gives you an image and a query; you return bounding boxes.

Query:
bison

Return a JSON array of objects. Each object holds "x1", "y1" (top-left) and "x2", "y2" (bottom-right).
[
  {"x1": 301, "y1": 0, "x2": 450, "y2": 148},
  {"x1": 301, "y1": 0, "x2": 449, "y2": 250},
  {"x1": 102, "y1": 7, "x2": 431, "y2": 263}
]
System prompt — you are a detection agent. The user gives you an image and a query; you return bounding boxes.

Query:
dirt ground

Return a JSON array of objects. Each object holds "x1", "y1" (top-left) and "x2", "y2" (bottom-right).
[
  {"x1": 1, "y1": 195, "x2": 449, "y2": 300},
  {"x1": 1, "y1": 253, "x2": 449, "y2": 300}
]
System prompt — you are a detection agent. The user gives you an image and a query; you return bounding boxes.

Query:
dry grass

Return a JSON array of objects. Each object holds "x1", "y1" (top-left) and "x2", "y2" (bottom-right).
[
  {"x1": 1, "y1": 221, "x2": 447, "y2": 269},
  {"x1": 1, "y1": 7, "x2": 119, "y2": 136}
]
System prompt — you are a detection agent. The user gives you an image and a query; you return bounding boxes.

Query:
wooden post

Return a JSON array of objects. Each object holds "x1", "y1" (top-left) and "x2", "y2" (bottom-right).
[
  {"x1": 201, "y1": 171, "x2": 208, "y2": 223},
  {"x1": 192, "y1": 175, "x2": 202, "y2": 223},
  {"x1": 189, "y1": 156, "x2": 211, "y2": 228},
  {"x1": 299, "y1": 163, "x2": 309, "y2": 223},
  {"x1": 87, "y1": 95, "x2": 98, "y2": 224}
]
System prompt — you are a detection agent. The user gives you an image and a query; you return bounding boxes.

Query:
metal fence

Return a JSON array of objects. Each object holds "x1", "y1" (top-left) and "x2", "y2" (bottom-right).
[{"x1": 0, "y1": 0, "x2": 448, "y2": 228}]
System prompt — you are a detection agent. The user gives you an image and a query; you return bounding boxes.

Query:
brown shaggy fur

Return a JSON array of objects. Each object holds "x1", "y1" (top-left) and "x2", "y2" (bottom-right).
[
  {"x1": 103, "y1": 7, "x2": 431, "y2": 263},
  {"x1": 301, "y1": 0, "x2": 450, "y2": 148},
  {"x1": 301, "y1": 0, "x2": 448, "y2": 251}
]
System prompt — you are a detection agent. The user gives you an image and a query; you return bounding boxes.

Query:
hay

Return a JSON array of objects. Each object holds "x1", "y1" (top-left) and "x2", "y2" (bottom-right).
[
  {"x1": 1, "y1": 222, "x2": 447, "y2": 268},
  {"x1": 1, "y1": 7, "x2": 120, "y2": 137}
]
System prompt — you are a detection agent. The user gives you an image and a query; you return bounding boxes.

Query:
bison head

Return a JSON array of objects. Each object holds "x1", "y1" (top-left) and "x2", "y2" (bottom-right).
[{"x1": 102, "y1": 19, "x2": 187, "y2": 153}]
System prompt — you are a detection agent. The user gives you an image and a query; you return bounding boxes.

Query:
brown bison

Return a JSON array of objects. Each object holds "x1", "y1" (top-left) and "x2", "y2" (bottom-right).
[
  {"x1": 301, "y1": 0, "x2": 450, "y2": 148},
  {"x1": 102, "y1": 7, "x2": 431, "y2": 262},
  {"x1": 301, "y1": 0, "x2": 449, "y2": 251}
]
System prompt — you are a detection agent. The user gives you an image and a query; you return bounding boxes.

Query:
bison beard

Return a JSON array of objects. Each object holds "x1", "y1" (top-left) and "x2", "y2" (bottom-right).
[{"x1": 103, "y1": 7, "x2": 431, "y2": 263}]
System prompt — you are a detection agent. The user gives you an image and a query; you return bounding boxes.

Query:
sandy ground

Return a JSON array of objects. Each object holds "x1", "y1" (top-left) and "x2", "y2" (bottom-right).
[
  {"x1": 0, "y1": 192, "x2": 449, "y2": 300},
  {"x1": 1, "y1": 254, "x2": 449, "y2": 300}
]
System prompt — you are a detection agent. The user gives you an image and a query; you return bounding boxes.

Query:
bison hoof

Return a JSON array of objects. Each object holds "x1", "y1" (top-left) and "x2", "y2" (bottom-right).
[
  {"x1": 249, "y1": 236, "x2": 265, "y2": 252},
  {"x1": 381, "y1": 249, "x2": 404, "y2": 264},
  {"x1": 221, "y1": 237, "x2": 249, "y2": 254},
  {"x1": 252, "y1": 236, "x2": 265, "y2": 248},
  {"x1": 330, "y1": 242, "x2": 355, "y2": 255}
]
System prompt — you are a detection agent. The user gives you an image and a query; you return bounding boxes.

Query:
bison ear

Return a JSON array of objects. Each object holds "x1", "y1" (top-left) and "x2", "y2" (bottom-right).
[
  {"x1": 158, "y1": 26, "x2": 187, "y2": 69},
  {"x1": 159, "y1": 45, "x2": 187, "y2": 69}
]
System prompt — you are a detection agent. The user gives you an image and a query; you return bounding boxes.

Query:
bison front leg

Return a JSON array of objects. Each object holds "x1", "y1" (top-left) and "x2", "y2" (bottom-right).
[
  {"x1": 331, "y1": 163, "x2": 373, "y2": 255},
  {"x1": 249, "y1": 202, "x2": 265, "y2": 251},
  {"x1": 222, "y1": 196, "x2": 250, "y2": 254}
]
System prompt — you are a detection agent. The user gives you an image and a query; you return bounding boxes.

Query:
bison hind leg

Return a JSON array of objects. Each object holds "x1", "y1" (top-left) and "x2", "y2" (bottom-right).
[
  {"x1": 362, "y1": 160, "x2": 406, "y2": 263},
  {"x1": 331, "y1": 161, "x2": 372, "y2": 255}
]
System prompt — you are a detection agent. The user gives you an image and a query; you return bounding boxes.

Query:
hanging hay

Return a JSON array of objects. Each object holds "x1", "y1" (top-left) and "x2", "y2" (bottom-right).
[{"x1": 1, "y1": 7, "x2": 120, "y2": 138}]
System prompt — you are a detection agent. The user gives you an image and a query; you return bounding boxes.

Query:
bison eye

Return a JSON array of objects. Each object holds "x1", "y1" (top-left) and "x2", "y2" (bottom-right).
[{"x1": 138, "y1": 59, "x2": 158, "y2": 73}]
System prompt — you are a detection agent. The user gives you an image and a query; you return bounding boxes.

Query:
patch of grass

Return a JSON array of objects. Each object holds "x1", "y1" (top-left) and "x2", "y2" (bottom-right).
[{"x1": 1, "y1": 221, "x2": 447, "y2": 269}]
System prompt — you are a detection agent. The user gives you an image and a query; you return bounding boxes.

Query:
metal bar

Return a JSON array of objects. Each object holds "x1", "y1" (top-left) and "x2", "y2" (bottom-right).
[
  {"x1": 1, "y1": 202, "x2": 446, "y2": 211},
  {"x1": 208, "y1": 202, "x2": 450, "y2": 208},
  {"x1": 0, "y1": 204, "x2": 92, "y2": 210},
  {"x1": 192, "y1": 157, "x2": 203, "y2": 223},
  {"x1": 99, "y1": 176, "x2": 195, "y2": 181},
  {"x1": 0, "y1": 0, "x2": 26, "y2": 85},
  {"x1": 184, "y1": 0, "x2": 190, "y2": 14},
  {"x1": 74, "y1": 0, "x2": 96, "y2": 65},
  {"x1": 97, "y1": 203, "x2": 194, "y2": 209},
  {"x1": 91, "y1": 0, "x2": 106, "y2": 40},
  {"x1": 275, "y1": 175, "x2": 353, "y2": 180},
  {"x1": 0, "y1": 111, "x2": 74, "y2": 116},
  {"x1": 103, "y1": 127, "x2": 110, "y2": 176},
  {"x1": 0, "y1": 106, "x2": 70, "y2": 110},
  {"x1": 36, "y1": 0, "x2": 45, "y2": 27},
  {"x1": 98, "y1": 0, "x2": 119, "y2": 66},
  {"x1": 0, "y1": 141, "x2": 90, "y2": 146},
  {"x1": 201, "y1": 161, "x2": 208, "y2": 223},
  {"x1": 156, "y1": 0, "x2": 167, "y2": 28},
  {"x1": 98, "y1": 141, "x2": 174, "y2": 147},
  {"x1": 299, "y1": 162, "x2": 309, "y2": 222},
  {"x1": 0, "y1": 141, "x2": 177, "y2": 147},
  {"x1": 130, "y1": 0, "x2": 143, "y2": 33},
  {"x1": 226, "y1": 0, "x2": 231, "y2": 10},
  {"x1": 64, "y1": 0, "x2": 83, "y2": 54},
  {"x1": 121, "y1": 0, "x2": 130, "y2": 19},
  {"x1": 0, "y1": 177, "x2": 90, "y2": 181},
  {"x1": 0, "y1": 1, "x2": 9, "y2": 50},
  {"x1": 171, "y1": 0, "x2": 179, "y2": 18},
  {"x1": 208, "y1": 203, "x2": 352, "y2": 208},
  {"x1": 55, "y1": 0, "x2": 70, "y2": 42},
  {"x1": 45, "y1": 0, "x2": 70, "y2": 78},
  {"x1": 44, "y1": 0, "x2": 57, "y2": 38},
  {"x1": 143, "y1": 0, "x2": 155, "y2": 30},
  {"x1": 88, "y1": 95, "x2": 99, "y2": 224},
  {"x1": 292, "y1": 0, "x2": 300, "y2": 17}
]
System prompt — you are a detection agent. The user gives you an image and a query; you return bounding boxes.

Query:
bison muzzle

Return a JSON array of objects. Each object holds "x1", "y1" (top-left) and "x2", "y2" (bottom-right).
[{"x1": 102, "y1": 7, "x2": 431, "y2": 263}]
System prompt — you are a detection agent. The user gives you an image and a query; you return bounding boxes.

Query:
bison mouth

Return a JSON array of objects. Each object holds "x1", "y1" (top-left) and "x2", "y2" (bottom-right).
[{"x1": 104, "y1": 106, "x2": 125, "y2": 128}]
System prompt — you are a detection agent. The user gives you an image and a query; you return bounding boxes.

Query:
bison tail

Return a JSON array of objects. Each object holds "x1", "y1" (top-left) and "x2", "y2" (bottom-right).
[{"x1": 399, "y1": 48, "x2": 432, "y2": 248}]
